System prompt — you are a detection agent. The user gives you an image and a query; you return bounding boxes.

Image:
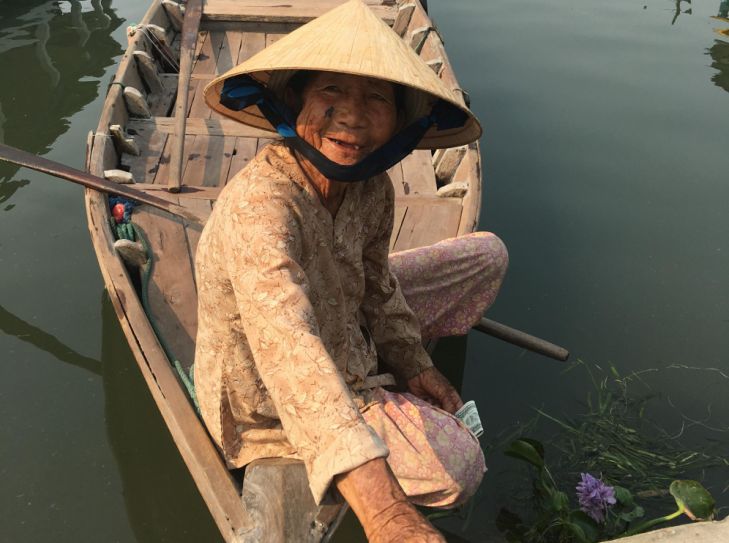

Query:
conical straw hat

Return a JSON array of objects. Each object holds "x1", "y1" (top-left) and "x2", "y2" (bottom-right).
[{"x1": 203, "y1": 0, "x2": 481, "y2": 149}]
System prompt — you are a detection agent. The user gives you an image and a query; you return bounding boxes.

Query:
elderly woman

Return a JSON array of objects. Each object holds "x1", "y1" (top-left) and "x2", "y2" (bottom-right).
[{"x1": 195, "y1": 2, "x2": 507, "y2": 541}]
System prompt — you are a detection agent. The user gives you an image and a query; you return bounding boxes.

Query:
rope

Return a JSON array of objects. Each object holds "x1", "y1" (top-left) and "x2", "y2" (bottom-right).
[
  {"x1": 108, "y1": 196, "x2": 199, "y2": 412},
  {"x1": 137, "y1": 25, "x2": 180, "y2": 73}
]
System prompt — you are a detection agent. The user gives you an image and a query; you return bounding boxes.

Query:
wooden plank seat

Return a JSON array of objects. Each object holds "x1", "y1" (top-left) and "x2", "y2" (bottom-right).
[
  {"x1": 241, "y1": 458, "x2": 348, "y2": 543},
  {"x1": 202, "y1": 0, "x2": 397, "y2": 25}
]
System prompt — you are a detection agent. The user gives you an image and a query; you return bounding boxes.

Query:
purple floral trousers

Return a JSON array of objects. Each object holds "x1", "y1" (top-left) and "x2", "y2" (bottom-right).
[{"x1": 362, "y1": 232, "x2": 508, "y2": 508}]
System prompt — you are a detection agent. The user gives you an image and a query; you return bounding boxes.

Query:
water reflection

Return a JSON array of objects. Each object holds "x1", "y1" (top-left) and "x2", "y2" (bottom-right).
[
  {"x1": 0, "y1": 0, "x2": 124, "y2": 207},
  {"x1": 671, "y1": 0, "x2": 692, "y2": 25},
  {"x1": 0, "y1": 176, "x2": 29, "y2": 211},
  {"x1": 0, "y1": 293, "x2": 221, "y2": 541},
  {"x1": 708, "y1": 40, "x2": 729, "y2": 93},
  {"x1": 99, "y1": 293, "x2": 222, "y2": 542},
  {"x1": 709, "y1": 2, "x2": 729, "y2": 93},
  {"x1": 719, "y1": 0, "x2": 729, "y2": 18},
  {"x1": 0, "y1": 302, "x2": 101, "y2": 374}
]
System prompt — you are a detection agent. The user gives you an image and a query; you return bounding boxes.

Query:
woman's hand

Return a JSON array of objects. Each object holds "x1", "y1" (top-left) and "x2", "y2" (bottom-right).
[
  {"x1": 407, "y1": 367, "x2": 463, "y2": 415},
  {"x1": 335, "y1": 458, "x2": 445, "y2": 543}
]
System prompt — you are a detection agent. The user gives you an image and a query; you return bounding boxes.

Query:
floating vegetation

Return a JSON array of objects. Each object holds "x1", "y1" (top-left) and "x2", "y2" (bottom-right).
[
  {"x1": 489, "y1": 361, "x2": 729, "y2": 542},
  {"x1": 498, "y1": 438, "x2": 716, "y2": 542}
]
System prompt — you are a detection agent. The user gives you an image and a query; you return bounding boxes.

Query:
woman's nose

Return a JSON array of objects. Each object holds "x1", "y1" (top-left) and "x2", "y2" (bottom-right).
[{"x1": 334, "y1": 94, "x2": 367, "y2": 128}]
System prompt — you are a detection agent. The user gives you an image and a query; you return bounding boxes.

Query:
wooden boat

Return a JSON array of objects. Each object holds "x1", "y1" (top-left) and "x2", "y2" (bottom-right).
[{"x1": 83, "y1": 1, "x2": 482, "y2": 541}]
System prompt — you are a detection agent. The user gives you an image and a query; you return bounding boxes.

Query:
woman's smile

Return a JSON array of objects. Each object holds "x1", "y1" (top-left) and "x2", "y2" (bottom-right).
[{"x1": 294, "y1": 72, "x2": 398, "y2": 167}]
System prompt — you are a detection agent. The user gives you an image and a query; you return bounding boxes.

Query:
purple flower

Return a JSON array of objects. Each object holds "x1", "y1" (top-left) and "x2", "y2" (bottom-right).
[{"x1": 576, "y1": 473, "x2": 617, "y2": 523}]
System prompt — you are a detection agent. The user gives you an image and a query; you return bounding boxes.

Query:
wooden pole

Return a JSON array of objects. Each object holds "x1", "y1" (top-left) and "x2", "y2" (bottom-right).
[
  {"x1": 473, "y1": 317, "x2": 570, "y2": 362},
  {"x1": 168, "y1": 0, "x2": 203, "y2": 193},
  {"x1": 0, "y1": 142, "x2": 208, "y2": 225},
  {"x1": 0, "y1": 141, "x2": 570, "y2": 363}
]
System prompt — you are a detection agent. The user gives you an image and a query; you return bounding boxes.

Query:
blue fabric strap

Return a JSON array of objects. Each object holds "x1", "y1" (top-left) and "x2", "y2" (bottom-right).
[{"x1": 220, "y1": 75, "x2": 468, "y2": 182}]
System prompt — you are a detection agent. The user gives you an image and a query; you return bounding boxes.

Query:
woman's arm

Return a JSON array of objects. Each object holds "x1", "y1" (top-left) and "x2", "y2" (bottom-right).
[
  {"x1": 222, "y1": 191, "x2": 389, "y2": 504},
  {"x1": 360, "y1": 177, "x2": 463, "y2": 413},
  {"x1": 335, "y1": 458, "x2": 445, "y2": 543},
  {"x1": 359, "y1": 176, "x2": 434, "y2": 380}
]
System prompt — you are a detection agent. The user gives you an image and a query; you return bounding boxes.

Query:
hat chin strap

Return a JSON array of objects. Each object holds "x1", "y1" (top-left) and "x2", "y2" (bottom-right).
[{"x1": 220, "y1": 75, "x2": 468, "y2": 183}]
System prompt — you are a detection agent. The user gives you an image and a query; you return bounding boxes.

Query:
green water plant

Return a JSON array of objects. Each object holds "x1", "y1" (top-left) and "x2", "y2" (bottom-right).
[
  {"x1": 499, "y1": 361, "x2": 729, "y2": 499},
  {"x1": 623, "y1": 480, "x2": 716, "y2": 537},
  {"x1": 497, "y1": 438, "x2": 716, "y2": 542}
]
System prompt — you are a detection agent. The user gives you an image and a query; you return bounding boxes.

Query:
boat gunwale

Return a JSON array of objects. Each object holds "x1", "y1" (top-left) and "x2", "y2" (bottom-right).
[{"x1": 85, "y1": 2, "x2": 254, "y2": 541}]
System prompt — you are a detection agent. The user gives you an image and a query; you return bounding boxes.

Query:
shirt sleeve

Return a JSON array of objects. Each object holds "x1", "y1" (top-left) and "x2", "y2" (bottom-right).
[
  {"x1": 222, "y1": 189, "x2": 388, "y2": 504},
  {"x1": 359, "y1": 176, "x2": 434, "y2": 380}
]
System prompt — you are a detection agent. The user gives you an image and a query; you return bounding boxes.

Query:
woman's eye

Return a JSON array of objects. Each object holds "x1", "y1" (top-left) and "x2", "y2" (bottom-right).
[{"x1": 322, "y1": 85, "x2": 341, "y2": 93}]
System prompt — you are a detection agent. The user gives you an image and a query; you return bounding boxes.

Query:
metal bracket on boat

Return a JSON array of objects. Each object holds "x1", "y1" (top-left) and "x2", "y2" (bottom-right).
[
  {"x1": 409, "y1": 25, "x2": 433, "y2": 54},
  {"x1": 392, "y1": 2, "x2": 417, "y2": 37},
  {"x1": 122, "y1": 87, "x2": 152, "y2": 119},
  {"x1": 454, "y1": 87, "x2": 471, "y2": 109},
  {"x1": 436, "y1": 181, "x2": 468, "y2": 198},
  {"x1": 132, "y1": 51, "x2": 164, "y2": 94},
  {"x1": 113, "y1": 239, "x2": 148, "y2": 268},
  {"x1": 104, "y1": 169, "x2": 135, "y2": 184},
  {"x1": 129, "y1": 23, "x2": 178, "y2": 73},
  {"x1": 161, "y1": 1, "x2": 184, "y2": 31},
  {"x1": 109, "y1": 124, "x2": 141, "y2": 156},
  {"x1": 433, "y1": 145, "x2": 467, "y2": 186},
  {"x1": 127, "y1": 23, "x2": 166, "y2": 41},
  {"x1": 426, "y1": 58, "x2": 444, "y2": 76}
]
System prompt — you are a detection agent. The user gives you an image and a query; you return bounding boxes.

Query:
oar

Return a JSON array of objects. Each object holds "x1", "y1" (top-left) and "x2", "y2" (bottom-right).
[
  {"x1": 0, "y1": 142, "x2": 208, "y2": 224},
  {"x1": 473, "y1": 317, "x2": 569, "y2": 361},
  {"x1": 0, "y1": 142, "x2": 569, "y2": 362},
  {"x1": 168, "y1": 0, "x2": 203, "y2": 193}
]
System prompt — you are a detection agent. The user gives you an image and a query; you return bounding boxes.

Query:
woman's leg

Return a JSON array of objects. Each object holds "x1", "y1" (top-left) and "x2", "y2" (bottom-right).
[
  {"x1": 362, "y1": 388, "x2": 485, "y2": 508},
  {"x1": 389, "y1": 232, "x2": 509, "y2": 339}
]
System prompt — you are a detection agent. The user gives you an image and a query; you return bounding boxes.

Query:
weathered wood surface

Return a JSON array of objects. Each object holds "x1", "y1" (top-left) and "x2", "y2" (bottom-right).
[
  {"x1": 392, "y1": 2, "x2": 416, "y2": 36},
  {"x1": 169, "y1": 0, "x2": 203, "y2": 191},
  {"x1": 241, "y1": 458, "x2": 347, "y2": 543},
  {"x1": 604, "y1": 517, "x2": 729, "y2": 543},
  {"x1": 203, "y1": 0, "x2": 397, "y2": 24},
  {"x1": 391, "y1": 199, "x2": 463, "y2": 251},
  {"x1": 129, "y1": 116, "x2": 276, "y2": 138}
]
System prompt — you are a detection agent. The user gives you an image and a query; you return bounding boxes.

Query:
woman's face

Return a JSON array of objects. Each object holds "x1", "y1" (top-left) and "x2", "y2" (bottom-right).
[{"x1": 292, "y1": 72, "x2": 399, "y2": 166}]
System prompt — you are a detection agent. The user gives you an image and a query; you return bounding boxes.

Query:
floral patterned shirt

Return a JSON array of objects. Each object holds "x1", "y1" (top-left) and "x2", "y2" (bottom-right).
[{"x1": 194, "y1": 142, "x2": 433, "y2": 503}]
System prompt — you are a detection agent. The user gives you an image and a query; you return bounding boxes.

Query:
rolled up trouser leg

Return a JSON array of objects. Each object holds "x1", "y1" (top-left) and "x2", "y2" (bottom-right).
[
  {"x1": 388, "y1": 232, "x2": 509, "y2": 339},
  {"x1": 362, "y1": 387, "x2": 486, "y2": 508}
]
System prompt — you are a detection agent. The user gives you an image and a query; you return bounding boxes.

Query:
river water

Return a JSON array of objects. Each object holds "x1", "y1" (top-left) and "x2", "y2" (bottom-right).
[{"x1": 0, "y1": 1, "x2": 727, "y2": 542}]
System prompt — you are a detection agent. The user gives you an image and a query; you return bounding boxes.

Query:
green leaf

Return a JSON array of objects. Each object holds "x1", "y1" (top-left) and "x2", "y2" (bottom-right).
[
  {"x1": 669, "y1": 480, "x2": 716, "y2": 521},
  {"x1": 569, "y1": 511, "x2": 600, "y2": 543},
  {"x1": 550, "y1": 490, "x2": 569, "y2": 512},
  {"x1": 613, "y1": 485, "x2": 635, "y2": 507},
  {"x1": 565, "y1": 522, "x2": 588, "y2": 543},
  {"x1": 504, "y1": 439, "x2": 545, "y2": 470},
  {"x1": 495, "y1": 508, "x2": 526, "y2": 542},
  {"x1": 618, "y1": 505, "x2": 645, "y2": 523},
  {"x1": 520, "y1": 438, "x2": 545, "y2": 460}
]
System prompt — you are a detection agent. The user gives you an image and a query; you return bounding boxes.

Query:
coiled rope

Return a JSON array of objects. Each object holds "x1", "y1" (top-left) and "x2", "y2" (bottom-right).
[{"x1": 110, "y1": 197, "x2": 199, "y2": 412}]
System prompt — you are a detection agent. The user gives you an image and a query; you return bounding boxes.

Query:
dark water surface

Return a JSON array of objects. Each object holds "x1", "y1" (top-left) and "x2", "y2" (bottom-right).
[{"x1": 0, "y1": 1, "x2": 727, "y2": 542}]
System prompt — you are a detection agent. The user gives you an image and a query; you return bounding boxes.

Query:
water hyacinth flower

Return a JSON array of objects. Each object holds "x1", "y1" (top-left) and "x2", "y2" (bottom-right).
[{"x1": 576, "y1": 472, "x2": 617, "y2": 523}]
